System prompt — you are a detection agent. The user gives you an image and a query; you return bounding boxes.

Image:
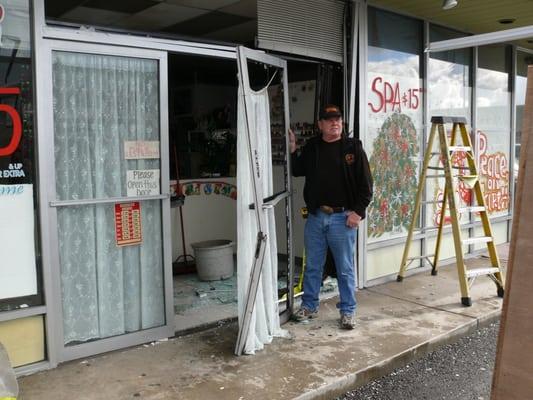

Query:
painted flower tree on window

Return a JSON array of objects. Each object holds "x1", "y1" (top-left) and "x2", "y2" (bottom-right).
[{"x1": 368, "y1": 113, "x2": 419, "y2": 237}]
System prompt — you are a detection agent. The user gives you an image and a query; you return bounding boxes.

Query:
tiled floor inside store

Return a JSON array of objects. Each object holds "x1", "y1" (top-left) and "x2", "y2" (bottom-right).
[{"x1": 173, "y1": 260, "x2": 339, "y2": 332}]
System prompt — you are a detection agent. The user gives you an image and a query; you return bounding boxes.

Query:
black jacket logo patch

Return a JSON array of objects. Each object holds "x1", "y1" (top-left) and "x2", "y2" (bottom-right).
[{"x1": 345, "y1": 153, "x2": 355, "y2": 165}]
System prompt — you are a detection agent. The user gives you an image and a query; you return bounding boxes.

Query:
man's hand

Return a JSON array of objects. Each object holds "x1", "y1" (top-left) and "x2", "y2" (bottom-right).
[
  {"x1": 289, "y1": 128, "x2": 297, "y2": 154},
  {"x1": 346, "y1": 211, "x2": 362, "y2": 228}
]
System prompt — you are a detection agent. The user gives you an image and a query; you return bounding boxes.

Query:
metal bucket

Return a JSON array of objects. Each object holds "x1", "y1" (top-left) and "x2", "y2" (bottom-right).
[{"x1": 191, "y1": 240, "x2": 234, "y2": 281}]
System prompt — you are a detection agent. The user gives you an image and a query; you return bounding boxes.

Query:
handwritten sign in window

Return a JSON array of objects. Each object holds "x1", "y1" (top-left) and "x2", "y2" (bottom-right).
[
  {"x1": 126, "y1": 169, "x2": 160, "y2": 197},
  {"x1": 368, "y1": 76, "x2": 422, "y2": 113},
  {"x1": 124, "y1": 141, "x2": 160, "y2": 159}
]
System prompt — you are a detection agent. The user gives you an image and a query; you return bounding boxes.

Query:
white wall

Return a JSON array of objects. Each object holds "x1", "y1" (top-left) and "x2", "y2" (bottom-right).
[
  {"x1": 172, "y1": 175, "x2": 308, "y2": 262},
  {"x1": 171, "y1": 178, "x2": 237, "y2": 261}
]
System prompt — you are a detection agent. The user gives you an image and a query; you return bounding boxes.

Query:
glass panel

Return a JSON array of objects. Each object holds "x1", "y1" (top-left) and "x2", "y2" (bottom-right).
[
  {"x1": 53, "y1": 51, "x2": 161, "y2": 201},
  {"x1": 0, "y1": 0, "x2": 42, "y2": 311},
  {"x1": 476, "y1": 45, "x2": 511, "y2": 218},
  {"x1": 57, "y1": 201, "x2": 164, "y2": 345},
  {"x1": 515, "y1": 52, "x2": 530, "y2": 184},
  {"x1": 367, "y1": 8, "x2": 423, "y2": 243},
  {"x1": 427, "y1": 25, "x2": 472, "y2": 229},
  {"x1": 52, "y1": 51, "x2": 165, "y2": 345}
]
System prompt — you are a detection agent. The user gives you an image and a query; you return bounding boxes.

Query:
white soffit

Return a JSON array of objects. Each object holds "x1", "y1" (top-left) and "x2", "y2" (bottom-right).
[
  {"x1": 428, "y1": 25, "x2": 533, "y2": 52},
  {"x1": 117, "y1": 3, "x2": 209, "y2": 30}
]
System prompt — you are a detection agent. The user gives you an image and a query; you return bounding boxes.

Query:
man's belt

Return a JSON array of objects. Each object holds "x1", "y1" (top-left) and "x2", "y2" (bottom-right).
[{"x1": 319, "y1": 205, "x2": 345, "y2": 214}]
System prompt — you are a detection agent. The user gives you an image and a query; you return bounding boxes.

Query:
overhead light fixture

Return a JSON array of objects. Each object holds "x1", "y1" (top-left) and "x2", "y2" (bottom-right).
[
  {"x1": 442, "y1": 0, "x2": 458, "y2": 10},
  {"x1": 498, "y1": 18, "x2": 516, "y2": 25}
]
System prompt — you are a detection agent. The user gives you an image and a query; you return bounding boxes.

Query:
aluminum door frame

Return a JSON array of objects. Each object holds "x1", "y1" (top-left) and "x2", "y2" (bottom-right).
[
  {"x1": 235, "y1": 46, "x2": 293, "y2": 355},
  {"x1": 36, "y1": 39, "x2": 173, "y2": 363}
]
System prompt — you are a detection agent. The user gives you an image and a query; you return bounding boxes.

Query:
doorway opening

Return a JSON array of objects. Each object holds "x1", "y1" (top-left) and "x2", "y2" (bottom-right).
[
  {"x1": 168, "y1": 53, "x2": 239, "y2": 331},
  {"x1": 168, "y1": 53, "x2": 342, "y2": 332}
]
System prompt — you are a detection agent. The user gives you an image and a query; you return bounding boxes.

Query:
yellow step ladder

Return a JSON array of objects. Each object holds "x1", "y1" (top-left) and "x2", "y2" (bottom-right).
[{"x1": 397, "y1": 116, "x2": 505, "y2": 306}]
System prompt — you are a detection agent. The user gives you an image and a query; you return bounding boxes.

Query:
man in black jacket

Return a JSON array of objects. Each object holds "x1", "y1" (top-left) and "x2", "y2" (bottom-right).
[{"x1": 290, "y1": 104, "x2": 373, "y2": 329}]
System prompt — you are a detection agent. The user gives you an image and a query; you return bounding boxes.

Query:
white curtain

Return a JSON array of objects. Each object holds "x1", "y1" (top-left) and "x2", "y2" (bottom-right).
[
  {"x1": 53, "y1": 52, "x2": 165, "y2": 345},
  {"x1": 237, "y1": 86, "x2": 289, "y2": 354}
]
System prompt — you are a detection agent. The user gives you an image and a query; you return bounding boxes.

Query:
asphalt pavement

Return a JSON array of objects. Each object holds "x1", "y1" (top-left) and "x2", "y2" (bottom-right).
[{"x1": 340, "y1": 321, "x2": 500, "y2": 400}]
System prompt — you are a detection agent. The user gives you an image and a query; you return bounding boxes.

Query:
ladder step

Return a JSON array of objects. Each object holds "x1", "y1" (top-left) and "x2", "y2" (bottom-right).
[
  {"x1": 466, "y1": 267, "x2": 501, "y2": 278},
  {"x1": 428, "y1": 166, "x2": 444, "y2": 170},
  {"x1": 458, "y1": 206, "x2": 486, "y2": 213},
  {"x1": 449, "y1": 146, "x2": 471, "y2": 152},
  {"x1": 458, "y1": 174, "x2": 478, "y2": 188},
  {"x1": 420, "y1": 226, "x2": 440, "y2": 232},
  {"x1": 462, "y1": 236, "x2": 493, "y2": 245},
  {"x1": 427, "y1": 174, "x2": 446, "y2": 178},
  {"x1": 408, "y1": 254, "x2": 435, "y2": 260}
]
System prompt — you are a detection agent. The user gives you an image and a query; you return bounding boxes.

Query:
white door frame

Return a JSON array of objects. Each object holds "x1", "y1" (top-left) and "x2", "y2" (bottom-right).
[{"x1": 234, "y1": 46, "x2": 293, "y2": 355}]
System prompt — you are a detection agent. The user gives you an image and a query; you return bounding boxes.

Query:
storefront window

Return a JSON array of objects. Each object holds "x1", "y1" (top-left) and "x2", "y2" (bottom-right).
[
  {"x1": 427, "y1": 25, "x2": 472, "y2": 228},
  {"x1": 366, "y1": 8, "x2": 423, "y2": 241},
  {"x1": 515, "y1": 51, "x2": 531, "y2": 179},
  {"x1": 0, "y1": 0, "x2": 42, "y2": 311},
  {"x1": 476, "y1": 45, "x2": 511, "y2": 218}
]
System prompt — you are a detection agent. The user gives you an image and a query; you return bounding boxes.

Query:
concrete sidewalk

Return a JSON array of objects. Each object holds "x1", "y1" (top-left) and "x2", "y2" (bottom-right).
[{"x1": 19, "y1": 245, "x2": 507, "y2": 400}]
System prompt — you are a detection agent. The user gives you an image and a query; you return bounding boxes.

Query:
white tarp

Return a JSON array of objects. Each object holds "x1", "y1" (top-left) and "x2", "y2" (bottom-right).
[{"x1": 237, "y1": 86, "x2": 289, "y2": 355}]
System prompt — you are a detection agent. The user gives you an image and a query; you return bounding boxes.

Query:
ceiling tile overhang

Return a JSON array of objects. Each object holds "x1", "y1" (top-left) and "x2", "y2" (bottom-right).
[
  {"x1": 44, "y1": 0, "x2": 257, "y2": 44},
  {"x1": 44, "y1": 0, "x2": 533, "y2": 50}
]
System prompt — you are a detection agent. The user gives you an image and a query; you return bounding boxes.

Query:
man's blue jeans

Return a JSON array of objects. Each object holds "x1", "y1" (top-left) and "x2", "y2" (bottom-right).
[{"x1": 302, "y1": 210, "x2": 357, "y2": 315}]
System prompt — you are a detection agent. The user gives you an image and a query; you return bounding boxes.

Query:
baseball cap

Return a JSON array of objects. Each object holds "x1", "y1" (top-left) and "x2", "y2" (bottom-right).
[{"x1": 319, "y1": 104, "x2": 342, "y2": 120}]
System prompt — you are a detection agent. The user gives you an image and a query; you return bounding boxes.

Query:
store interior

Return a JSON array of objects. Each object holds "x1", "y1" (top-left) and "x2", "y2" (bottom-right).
[
  {"x1": 168, "y1": 53, "x2": 239, "y2": 330},
  {"x1": 41, "y1": 0, "x2": 346, "y2": 333},
  {"x1": 167, "y1": 53, "x2": 341, "y2": 331}
]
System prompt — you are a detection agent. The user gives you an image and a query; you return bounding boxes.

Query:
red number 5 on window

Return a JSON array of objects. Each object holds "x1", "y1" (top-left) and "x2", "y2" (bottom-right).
[{"x1": 0, "y1": 87, "x2": 22, "y2": 157}]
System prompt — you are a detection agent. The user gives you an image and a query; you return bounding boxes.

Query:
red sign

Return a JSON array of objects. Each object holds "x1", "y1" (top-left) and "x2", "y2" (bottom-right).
[
  {"x1": 114, "y1": 202, "x2": 142, "y2": 246},
  {"x1": 0, "y1": 87, "x2": 22, "y2": 157}
]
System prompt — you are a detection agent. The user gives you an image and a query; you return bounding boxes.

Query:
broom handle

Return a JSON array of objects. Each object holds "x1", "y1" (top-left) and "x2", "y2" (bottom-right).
[{"x1": 173, "y1": 141, "x2": 190, "y2": 261}]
